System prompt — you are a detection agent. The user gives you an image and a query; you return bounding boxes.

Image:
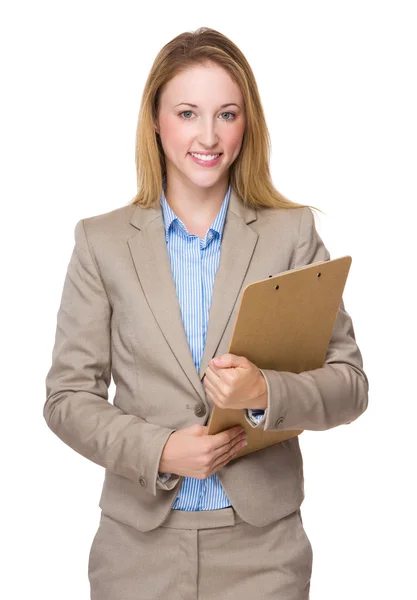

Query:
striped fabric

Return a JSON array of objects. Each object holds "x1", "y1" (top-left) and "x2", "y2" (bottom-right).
[{"x1": 159, "y1": 181, "x2": 265, "y2": 510}]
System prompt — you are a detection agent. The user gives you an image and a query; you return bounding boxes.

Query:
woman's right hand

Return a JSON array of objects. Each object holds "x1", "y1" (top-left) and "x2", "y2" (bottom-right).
[{"x1": 158, "y1": 424, "x2": 248, "y2": 479}]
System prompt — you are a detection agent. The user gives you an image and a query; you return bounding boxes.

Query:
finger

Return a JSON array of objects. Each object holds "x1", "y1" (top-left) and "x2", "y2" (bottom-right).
[
  {"x1": 205, "y1": 364, "x2": 221, "y2": 383},
  {"x1": 205, "y1": 374, "x2": 231, "y2": 406},
  {"x1": 209, "y1": 427, "x2": 246, "y2": 457},
  {"x1": 210, "y1": 435, "x2": 247, "y2": 473},
  {"x1": 204, "y1": 377, "x2": 216, "y2": 394},
  {"x1": 210, "y1": 426, "x2": 244, "y2": 449}
]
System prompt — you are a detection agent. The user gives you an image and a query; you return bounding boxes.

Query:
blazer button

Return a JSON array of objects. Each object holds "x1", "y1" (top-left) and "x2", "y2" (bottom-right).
[
  {"x1": 139, "y1": 476, "x2": 147, "y2": 488},
  {"x1": 194, "y1": 403, "x2": 206, "y2": 417},
  {"x1": 275, "y1": 417, "x2": 284, "y2": 427}
]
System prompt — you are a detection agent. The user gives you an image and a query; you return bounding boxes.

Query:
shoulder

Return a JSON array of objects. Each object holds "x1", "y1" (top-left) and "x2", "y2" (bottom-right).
[
  {"x1": 81, "y1": 203, "x2": 136, "y2": 234},
  {"x1": 72, "y1": 203, "x2": 138, "y2": 246},
  {"x1": 255, "y1": 204, "x2": 315, "y2": 239}
]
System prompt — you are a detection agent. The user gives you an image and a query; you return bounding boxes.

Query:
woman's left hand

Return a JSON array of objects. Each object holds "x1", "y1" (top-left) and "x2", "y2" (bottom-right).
[{"x1": 203, "y1": 353, "x2": 268, "y2": 410}]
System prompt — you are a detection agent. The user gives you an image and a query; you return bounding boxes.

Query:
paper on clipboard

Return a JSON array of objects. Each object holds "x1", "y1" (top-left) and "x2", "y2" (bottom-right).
[{"x1": 206, "y1": 256, "x2": 352, "y2": 458}]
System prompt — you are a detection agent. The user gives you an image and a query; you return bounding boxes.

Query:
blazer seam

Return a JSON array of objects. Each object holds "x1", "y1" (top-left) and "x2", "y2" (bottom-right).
[
  {"x1": 291, "y1": 207, "x2": 307, "y2": 269},
  {"x1": 80, "y1": 219, "x2": 112, "y2": 308}
]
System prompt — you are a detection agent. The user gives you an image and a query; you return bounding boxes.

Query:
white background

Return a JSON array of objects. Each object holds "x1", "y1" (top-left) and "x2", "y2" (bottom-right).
[{"x1": 1, "y1": 1, "x2": 416, "y2": 598}]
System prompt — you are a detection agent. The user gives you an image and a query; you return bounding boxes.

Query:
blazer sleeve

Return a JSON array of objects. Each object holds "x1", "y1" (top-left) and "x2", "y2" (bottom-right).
[
  {"x1": 259, "y1": 207, "x2": 369, "y2": 432},
  {"x1": 44, "y1": 219, "x2": 181, "y2": 496}
]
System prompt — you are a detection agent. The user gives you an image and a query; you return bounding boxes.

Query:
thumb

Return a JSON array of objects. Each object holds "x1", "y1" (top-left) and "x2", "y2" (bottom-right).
[
  {"x1": 190, "y1": 424, "x2": 209, "y2": 436},
  {"x1": 213, "y1": 353, "x2": 240, "y2": 367}
]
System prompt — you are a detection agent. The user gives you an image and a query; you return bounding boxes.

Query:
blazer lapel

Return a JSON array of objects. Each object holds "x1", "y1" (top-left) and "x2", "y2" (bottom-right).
[
  {"x1": 127, "y1": 187, "x2": 258, "y2": 403},
  {"x1": 198, "y1": 191, "x2": 258, "y2": 379}
]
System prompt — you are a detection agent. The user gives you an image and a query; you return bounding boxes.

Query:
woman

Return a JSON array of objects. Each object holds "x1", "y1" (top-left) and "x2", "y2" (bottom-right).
[{"x1": 44, "y1": 27, "x2": 369, "y2": 599}]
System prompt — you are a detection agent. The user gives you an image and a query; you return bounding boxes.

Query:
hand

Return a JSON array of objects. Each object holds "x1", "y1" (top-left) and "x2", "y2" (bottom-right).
[
  {"x1": 203, "y1": 353, "x2": 268, "y2": 411},
  {"x1": 159, "y1": 424, "x2": 247, "y2": 479}
]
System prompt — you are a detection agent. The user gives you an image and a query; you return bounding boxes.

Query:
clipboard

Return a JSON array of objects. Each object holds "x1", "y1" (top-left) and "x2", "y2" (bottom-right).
[{"x1": 206, "y1": 255, "x2": 352, "y2": 458}]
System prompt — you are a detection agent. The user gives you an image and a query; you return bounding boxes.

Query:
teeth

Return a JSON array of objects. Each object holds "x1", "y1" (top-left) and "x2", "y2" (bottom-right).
[{"x1": 190, "y1": 152, "x2": 220, "y2": 161}]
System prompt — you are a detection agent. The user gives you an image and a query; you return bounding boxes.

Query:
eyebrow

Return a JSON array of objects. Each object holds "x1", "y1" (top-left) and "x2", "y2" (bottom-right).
[{"x1": 174, "y1": 102, "x2": 241, "y2": 109}]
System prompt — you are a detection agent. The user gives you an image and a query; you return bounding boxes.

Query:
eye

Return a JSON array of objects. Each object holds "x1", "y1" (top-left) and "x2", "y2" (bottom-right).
[
  {"x1": 179, "y1": 110, "x2": 194, "y2": 120},
  {"x1": 220, "y1": 112, "x2": 236, "y2": 121},
  {"x1": 178, "y1": 111, "x2": 236, "y2": 121}
]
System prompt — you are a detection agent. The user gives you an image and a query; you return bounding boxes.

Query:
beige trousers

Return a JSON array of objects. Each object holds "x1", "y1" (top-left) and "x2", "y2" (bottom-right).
[{"x1": 88, "y1": 506, "x2": 313, "y2": 599}]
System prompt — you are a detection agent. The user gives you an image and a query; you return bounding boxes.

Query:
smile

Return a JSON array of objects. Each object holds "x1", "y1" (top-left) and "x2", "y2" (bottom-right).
[{"x1": 188, "y1": 152, "x2": 223, "y2": 167}]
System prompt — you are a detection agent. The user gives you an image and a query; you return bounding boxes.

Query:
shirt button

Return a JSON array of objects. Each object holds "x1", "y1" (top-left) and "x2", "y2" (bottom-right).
[
  {"x1": 139, "y1": 476, "x2": 147, "y2": 488},
  {"x1": 275, "y1": 417, "x2": 284, "y2": 427},
  {"x1": 194, "y1": 403, "x2": 207, "y2": 417}
]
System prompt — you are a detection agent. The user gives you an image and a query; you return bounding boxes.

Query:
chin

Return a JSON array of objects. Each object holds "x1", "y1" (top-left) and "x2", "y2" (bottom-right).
[{"x1": 186, "y1": 169, "x2": 229, "y2": 187}]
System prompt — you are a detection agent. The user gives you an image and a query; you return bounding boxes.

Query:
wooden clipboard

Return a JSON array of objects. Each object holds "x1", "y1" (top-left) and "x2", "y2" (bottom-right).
[{"x1": 206, "y1": 256, "x2": 352, "y2": 458}]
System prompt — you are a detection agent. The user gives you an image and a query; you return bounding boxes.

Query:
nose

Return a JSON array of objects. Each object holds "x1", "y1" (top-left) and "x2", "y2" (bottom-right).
[{"x1": 197, "y1": 118, "x2": 219, "y2": 148}]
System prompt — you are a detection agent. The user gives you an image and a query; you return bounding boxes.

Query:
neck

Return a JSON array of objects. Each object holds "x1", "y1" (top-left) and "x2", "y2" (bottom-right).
[{"x1": 163, "y1": 174, "x2": 229, "y2": 227}]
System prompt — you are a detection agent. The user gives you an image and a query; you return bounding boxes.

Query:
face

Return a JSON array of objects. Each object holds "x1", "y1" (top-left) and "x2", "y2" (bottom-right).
[{"x1": 155, "y1": 62, "x2": 246, "y2": 190}]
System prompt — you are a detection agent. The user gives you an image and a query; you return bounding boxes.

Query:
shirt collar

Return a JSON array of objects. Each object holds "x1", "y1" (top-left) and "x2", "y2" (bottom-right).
[{"x1": 160, "y1": 183, "x2": 231, "y2": 247}]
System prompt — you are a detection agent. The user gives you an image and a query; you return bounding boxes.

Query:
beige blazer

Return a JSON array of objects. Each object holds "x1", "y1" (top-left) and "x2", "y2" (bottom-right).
[{"x1": 44, "y1": 188, "x2": 369, "y2": 532}]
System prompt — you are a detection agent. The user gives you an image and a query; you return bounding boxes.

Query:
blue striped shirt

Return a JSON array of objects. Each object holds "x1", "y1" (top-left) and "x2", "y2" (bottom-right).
[{"x1": 159, "y1": 182, "x2": 265, "y2": 510}]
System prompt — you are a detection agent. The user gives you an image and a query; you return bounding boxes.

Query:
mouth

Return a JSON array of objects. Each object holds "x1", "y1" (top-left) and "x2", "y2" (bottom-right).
[{"x1": 188, "y1": 152, "x2": 223, "y2": 167}]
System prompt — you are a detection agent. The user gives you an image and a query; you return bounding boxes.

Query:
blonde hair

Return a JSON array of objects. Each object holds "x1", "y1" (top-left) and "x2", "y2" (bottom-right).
[{"x1": 130, "y1": 27, "x2": 321, "y2": 214}]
